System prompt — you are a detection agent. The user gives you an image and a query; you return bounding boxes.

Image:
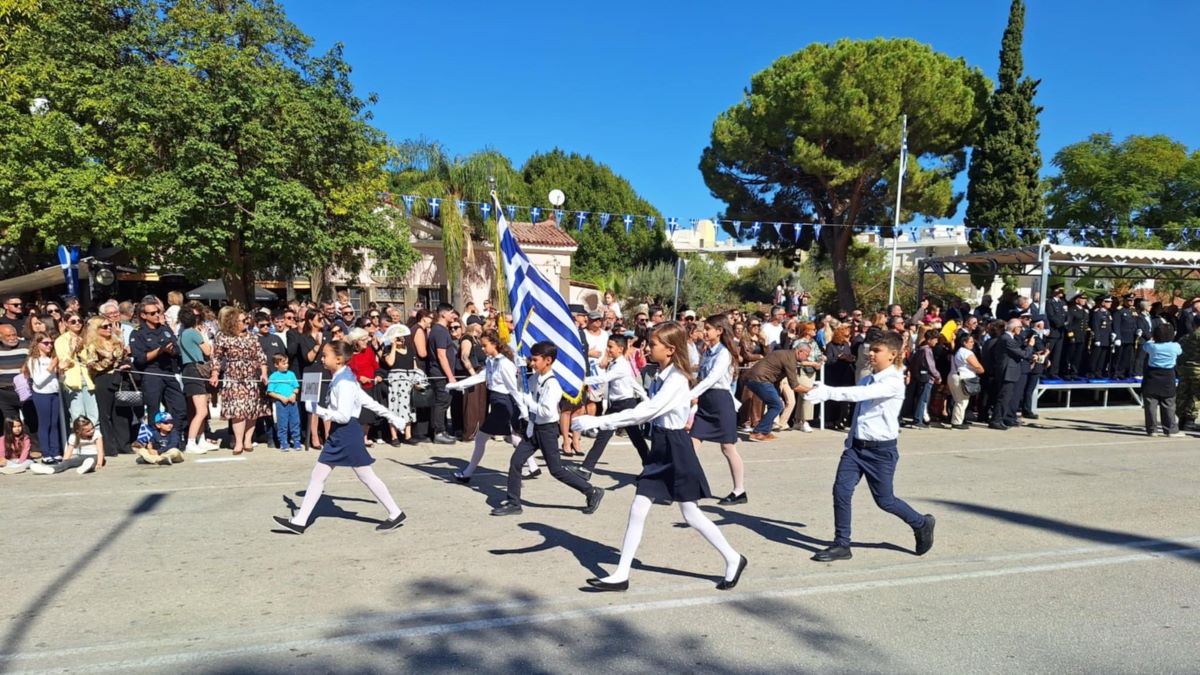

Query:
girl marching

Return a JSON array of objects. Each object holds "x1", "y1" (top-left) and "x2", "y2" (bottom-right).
[
  {"x1": 572, "y1": 321, "x2": 747, "y2": 592},
  {"x1": 445, "y1": 330, "x2": 539, "y2": 483},
  {"x1": 273, "y1": 340, "x2": 410, "y2": 534},
  {"x1": 688, "y1": 314, "x2": 748, "y2": 505}
]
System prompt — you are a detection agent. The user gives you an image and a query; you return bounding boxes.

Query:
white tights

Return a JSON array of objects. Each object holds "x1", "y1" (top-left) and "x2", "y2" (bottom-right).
[
  {"x1": 462, "y1": 433, "x2": 535, "y2": 477},
  {"x1": 291, "y1": 462, "x2": 402, "y2": 526},
  {"x1": 600, "y1": 495, "x2": 741, "y2": 584}
]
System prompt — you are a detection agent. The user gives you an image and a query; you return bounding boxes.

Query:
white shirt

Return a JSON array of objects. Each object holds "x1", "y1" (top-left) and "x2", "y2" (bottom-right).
[
  {"x1": 449, "y1": 356, "x2": 529, "y2": 419},
  {"x1": 584, "y1": 329, "x2": 609, "y2": 359},
  {"x1": 574, "y1": 364, "x2": 691, "y2": 433},
  {"x1": 519, "y1": 371, "x2": 562, "y2": 435},
  {"x1": 315, "y1": 366, "x2": 401, "y2": 427},
  {"x1": 953, "y1": 347, "x2": 978, "y2": 379},
  {"x1": 805, "y1": 366, "x2": 905, "y2": 443},
  {"x1": 689, "y1": 343, "x2": 732, "y2": 399},
  {"x1": 29, "y1": 356, "x2": 60, "y2": 394},
  {"x1": 67, "y1": 430, "x2": 102, "y2": 457},
  {"x1": 607, "y1": 301, "x2": 622, "y2": 319},
  {"x1": 762, "y1": 321, "x2": 784, "y2": 349},
  {"x1": 584, "y1": 357, "x2": 646, "y2": 402}
]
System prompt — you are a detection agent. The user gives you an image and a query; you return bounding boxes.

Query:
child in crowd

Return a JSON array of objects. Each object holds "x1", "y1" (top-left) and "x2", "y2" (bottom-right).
[
  {"x1": 0, "y1": 419, "x2": 33, "y2": 474},
  {"x1": 31, "y1": 416, "x2": 105, "y2": 475},
  {"x1": 132, "y1": 412, "x2": 185, "y2": 466},
  {"x1": 576, "y1": 334, "x2": 649, "y2": 480},
  {"x1": 266, "y1": 353, "x2": 301, "y2": 451},
  {"x1": 490, "y1": 341, "x2": 604, "y2": 517}
]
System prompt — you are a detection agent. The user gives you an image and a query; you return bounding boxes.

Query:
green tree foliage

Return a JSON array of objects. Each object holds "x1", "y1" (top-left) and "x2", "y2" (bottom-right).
[
  {"x1": 730, "y1": 257, "x2": 793, "y2": 303},
  {"x1": 701, "y1": 38, "x2": 990, "y2": 311},
  {"x1": 965, "y1": 0, "x2": 1045, "y2": 288},
  {"x1": 622, "y1": 256, "x2": 735, "y2": 317},
  {"x1": 0, "y1": 0, "x2": 416, "y2": 307},
  {"x1": 1045, "y1": 133, "x2": 1200, "y2": 250},
  {"x1": 520, "y1": 149, "x2": 673, "y2": 287}
]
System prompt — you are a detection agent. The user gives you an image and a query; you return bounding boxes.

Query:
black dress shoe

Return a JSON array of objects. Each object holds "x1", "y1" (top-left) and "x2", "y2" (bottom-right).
[
  {"x1": 717, "y1": 491, "x2": 748, "y2": 506},
  {"x1": 272, "y1": 515, "x2": 306, "y2": 535},
  {"x1": 583, "y1": 487, "x2": 605, "y2": 514},
  {"x1": 585, "y1": 578, "x2": 628, "y2": 592},
  {"x1": 988, "y1": 422, "x2": 1009, "y2": 430},
  {"x1": 811, "y1": 545, "x2": 852, "y2": 562},
  {"x1": 716, "y1": 555, "x2": 748, "y2": 590},
  {"x1": 376, "y1": 512, "x2": 407, "y2": 531},
  {"x1": 433, "y1": 433, "x2": 456, "y2": 445},
  {"x1": 490, "y1": 501, "x2": 523, "y2": 516},
  {"x1": 1022, "y1": 412, "x2": 1039, "y2": 420},
  {"x1": 452, "y1": 471, "x2": 471, "y2": 484},
  {"x1": 914, "y1": 514, "x2": 936, "y2": 555},
  {"x1": 521, "y1": 468, "x2": 542, "y2": 479}
]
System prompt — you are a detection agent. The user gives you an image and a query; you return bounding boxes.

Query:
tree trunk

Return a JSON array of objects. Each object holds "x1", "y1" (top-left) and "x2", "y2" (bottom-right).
[
  {"x1": 826, "y1": 226, "x2": 858, "y2": 311},
  {"x1": 222, "y1": 234, "x2": 253, "y2": 309}
]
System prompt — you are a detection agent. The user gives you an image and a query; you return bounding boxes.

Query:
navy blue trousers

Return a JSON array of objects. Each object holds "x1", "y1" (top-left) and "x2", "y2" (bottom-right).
[{"x1": 832, "y1": 440, "x2": 925, "y2": 547}]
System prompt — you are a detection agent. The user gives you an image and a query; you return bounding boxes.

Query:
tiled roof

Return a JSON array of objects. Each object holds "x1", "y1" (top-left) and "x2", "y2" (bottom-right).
[{"x1": 508, "y1": 220, "x2": 578, "y2": 248}]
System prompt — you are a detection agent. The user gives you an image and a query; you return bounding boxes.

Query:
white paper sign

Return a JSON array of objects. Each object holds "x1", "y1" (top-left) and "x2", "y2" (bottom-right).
[{"x1": 301, "y1": 372, "x2": 322, "y2": 404}]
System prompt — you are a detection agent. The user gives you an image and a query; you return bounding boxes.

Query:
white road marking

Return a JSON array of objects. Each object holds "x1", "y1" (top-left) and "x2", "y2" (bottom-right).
[{"x1": 7, "y1": 540, "x2": 1200, "y2": 673}]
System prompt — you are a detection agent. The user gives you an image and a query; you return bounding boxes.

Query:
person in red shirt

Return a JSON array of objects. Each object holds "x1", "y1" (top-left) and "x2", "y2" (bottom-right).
[{"x1": 345, "y1": 328, "x2": 382, "y2": 446}]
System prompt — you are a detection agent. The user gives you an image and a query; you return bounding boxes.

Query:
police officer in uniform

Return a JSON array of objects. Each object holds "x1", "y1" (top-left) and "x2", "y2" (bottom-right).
[
  {"x1": 1020, "y1": 316, "x2": 1050, "y2": 419},
  {"x1": 1088, "y1": 295, "x2": 1115, "y2": 379},
  {"x1": 1132, "y1": 300, "x2": 1153, "y2": 378},
  {"x1": 1044, "y1": 286, "x2": 1068, "y2": 380},
  {"x1": 1112, "y1": 294, "x2": 1138, "y2": 380},
  {"x1": 1065, "y1": 293, "x2": 1090, "y2": 380}
]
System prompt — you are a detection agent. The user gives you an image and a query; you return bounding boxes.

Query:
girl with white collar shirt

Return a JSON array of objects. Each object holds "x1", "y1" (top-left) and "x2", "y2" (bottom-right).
[
  {"x1": 688, "y1": 314, "x2": 747, "y2": 506},
  {"x1": 274, "y1": 341, "x2": 409, "y2": 535},
  {"x1": 573, "y1": 322, "x2": 747, "y2": 592},
  {"x1": 576, "y1": 334, "x2": 650, "y2": 480},
  {"x1": 446, "y1": 330, "x2": 539, "y2": 483}
]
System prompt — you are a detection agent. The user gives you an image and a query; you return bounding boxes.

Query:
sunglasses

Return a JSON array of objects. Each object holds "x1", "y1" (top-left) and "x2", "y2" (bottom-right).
[
  {"x1": 40, "y1": 340, "x2": 52, "y2": 345},
  {"x1": 257, "y1": 323, "x2": 269, "y2": 328},
  {"x1": 450, "y1": 325, "x2": 462, "y2": 330},
  {"x1": 143, "y1": 309, "x2": 161, "y2": 316},
  {"x1": 284, "y1": 315, "x2": 295, "y2": 320},
  {"x1": 369, "y1": 314, "x2": 380, "y2": 319},
  {"x1": 99, "y1": 323, "x2": 113, "y2": 329},
  {"x1": 46, "y1": 308, "x2": 61, "y2": 314},
  {"x1": 67, "y1": 318, "x2": 81, "y2": 325},
  {"x1": 5, "y1": 302, "x2": 21, "y2": 307}
]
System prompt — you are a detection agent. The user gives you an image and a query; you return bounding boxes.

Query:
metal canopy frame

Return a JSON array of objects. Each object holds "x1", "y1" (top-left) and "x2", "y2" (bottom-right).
[{"x1": 915, "y1": 242, "x2": 1200, "y2": 304}]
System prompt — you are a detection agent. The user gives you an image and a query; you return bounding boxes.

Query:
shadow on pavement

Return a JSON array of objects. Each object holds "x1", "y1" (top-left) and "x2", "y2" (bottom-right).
[
  {"x1": 701, "y1": 505, "x2": 912, "y2": 555},
  {"x1": 0, "y1": 493, "x2": 167, "y2": 673},
  {"x1": 931, "y1": 498, "x2": 1200, "y2": 564},
  {"x1": 280, "y1": 492, "x2": 382, "y2": 530}
]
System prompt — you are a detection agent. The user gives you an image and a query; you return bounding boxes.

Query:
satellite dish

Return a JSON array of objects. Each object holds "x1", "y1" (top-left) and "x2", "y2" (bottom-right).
[{"x1": 548, "y1": 189, "x2": 565, "y2": 207}]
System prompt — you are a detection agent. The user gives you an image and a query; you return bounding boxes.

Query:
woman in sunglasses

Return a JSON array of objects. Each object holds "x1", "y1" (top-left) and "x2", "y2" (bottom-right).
[
  {"x1": 80, "y1": 316, "x2": 131, "y2": 455},
  {"x1": 54, "y1": 311, "x2": 98, "y2": 426}
]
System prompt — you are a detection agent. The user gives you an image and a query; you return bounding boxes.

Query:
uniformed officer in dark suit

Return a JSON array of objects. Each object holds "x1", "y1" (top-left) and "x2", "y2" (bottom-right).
[
  {"x1": 1132, "y1": 300, "x2": 1153, "y2": 378},
  {"x1": 989, "y1": 319, "x2": 1034, "y2": 430},
  {"x1": 1113, "y1": 294, "x2": 1138, "y2": 379},
  {"x1": 1088, "y1": 296, "x2": 1115, "y2": 379},
  {"x1": 1020, "y1": 316, "x2": 1050, "y2": 419},
  {"x1": 1044, "y1": 286, "x2": 1068, "y2": 379},
  {"x1": 1065, "y1": 293, "x2": 1090, "y2": 380}
]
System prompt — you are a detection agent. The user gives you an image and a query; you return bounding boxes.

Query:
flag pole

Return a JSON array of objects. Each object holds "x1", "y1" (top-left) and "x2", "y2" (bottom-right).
[{"x1": 887, "y1": 113, "x2": 908, "y2": 307}]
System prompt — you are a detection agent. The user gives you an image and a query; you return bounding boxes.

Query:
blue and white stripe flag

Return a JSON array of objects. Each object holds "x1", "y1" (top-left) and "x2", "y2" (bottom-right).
[{"x1": 496, "y1": 201, "x2": 587, "y2": 401}]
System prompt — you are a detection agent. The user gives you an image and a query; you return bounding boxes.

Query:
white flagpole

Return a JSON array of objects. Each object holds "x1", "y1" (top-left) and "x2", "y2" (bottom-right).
[{"x1": 887, "y1": 114, "x2": 908, "y2": 307}]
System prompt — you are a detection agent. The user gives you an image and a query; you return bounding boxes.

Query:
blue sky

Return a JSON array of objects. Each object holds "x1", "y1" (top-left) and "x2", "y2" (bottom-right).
[{"x1": 283, "y1": 0, "x2": 1199, "y2": 228}]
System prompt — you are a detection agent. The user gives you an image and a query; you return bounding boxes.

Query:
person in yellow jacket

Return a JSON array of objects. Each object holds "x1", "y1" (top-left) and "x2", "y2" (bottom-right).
[{"x1": 54, "y1": 311, "x2": 98, "y2": 424}]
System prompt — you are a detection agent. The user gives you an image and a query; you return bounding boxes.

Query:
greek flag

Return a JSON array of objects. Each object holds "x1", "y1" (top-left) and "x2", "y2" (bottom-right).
[{"x1": 496, "y1": 201, "x2": 586, "y2": 401}]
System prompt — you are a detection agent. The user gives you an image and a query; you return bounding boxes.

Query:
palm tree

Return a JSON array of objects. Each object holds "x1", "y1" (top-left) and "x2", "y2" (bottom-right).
[{"x1": 390, "y1": 140, "x2": 530, "y2": 308}]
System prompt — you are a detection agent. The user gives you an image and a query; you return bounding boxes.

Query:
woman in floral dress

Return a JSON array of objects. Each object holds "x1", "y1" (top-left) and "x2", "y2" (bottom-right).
[{"x1": 209, "y1": 306, "x2": 269, "y2": 455}]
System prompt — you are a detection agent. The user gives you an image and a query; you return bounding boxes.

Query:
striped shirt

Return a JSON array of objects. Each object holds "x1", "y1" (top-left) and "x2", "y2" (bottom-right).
[{"x1": 0, "y1": 338, "x2": 29, "y2": 388}]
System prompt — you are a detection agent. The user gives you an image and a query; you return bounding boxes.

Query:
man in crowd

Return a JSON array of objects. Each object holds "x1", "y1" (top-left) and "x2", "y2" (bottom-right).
[
  {"x1": 762, "y1": 305, "x2": 785, "y2": 350},
  {"x1": 0, "y1": 295, "x2": 25, "y2": 334},
  {"x1": 1065, "y1": 293, "x2": 1090, "y2": 380},
  {"x1": 0, "y1": 324, "x2": 28, "y2": 424},
  {"x1": 130, "y1": 295, "x2": 187, "y2": 423},
  {"x1": 427, "y1": 303, "x2": 458, "y2": 445},
  {"x1": 989, "y1": 319, "x2": 1033, "y2": 430},
  {"x1": 1113, "y1": 294, "x2": 1139, "y2": 379},
  {"x1": 1044, "y1": 286, "x2": 1068, "y2": 380},
  {"x1": 743, "y1": 343, "x2": 809, "y2": 442},
  {"x1": 1089, "y1": 295, "x2": 1115, "y2": 378}
]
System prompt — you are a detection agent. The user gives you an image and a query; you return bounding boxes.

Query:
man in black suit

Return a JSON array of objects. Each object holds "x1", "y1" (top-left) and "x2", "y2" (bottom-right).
[
  {"x1": 272, "y1": 308, "x2": 301, "y2": 376},
  {"x1": 990, "y1": 319, "x2": 1033, "y2": 430},
  {"x1": 1066, "y1": 294, "x2": 1090, "y2": 380},
  {"x1": 1044, "y1": 286, "x2": 1068, "y2": 379},
  {"x1": 1113, "y1": 294, "x2": 1138, "y2": 379},
  {"x1": 1089, "y1": 296, "x2": 1115, "y2": 379}
]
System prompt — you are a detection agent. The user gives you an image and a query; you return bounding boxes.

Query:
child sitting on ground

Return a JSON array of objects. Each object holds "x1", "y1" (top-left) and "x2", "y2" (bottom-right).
[
  {"x1": 132, "y1": 412, "x2": 185, "y2": 466},
  {"x1": 31, "y1": 416, "x2": 105, "y2": 475}
]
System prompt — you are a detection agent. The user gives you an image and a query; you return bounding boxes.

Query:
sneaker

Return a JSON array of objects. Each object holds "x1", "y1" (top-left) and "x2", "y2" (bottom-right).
[
  {"x1": 490, "y1": 500, "x2": 523, "y2": 516},
  {"x1": 77, "y1": 457, "x2": 97, "y2": 475},
  {"x1": 0, "y1": 463, "x2": 28, "y2": 475},
  {"x1": 41, "y1": 457, "x2": 58, "y2": 465},
  {"x1": 185, "y1": 442, "x2": 208, "y2": 455},
  {"x1": 280, "y1": 446, "x2": 290, "y2": 452},
  {"x1": 583, "y1": 487, "x2": 605, "y2": 514},
  {"x1": 30, "y1": 462, "x2": 55, "y2": 475},
  {"x1": 800, "y1": 423, "x2": 813, "y2": 433},
  {"x1": 198, "y1": 438, "x2": 220, "y2": 451}
]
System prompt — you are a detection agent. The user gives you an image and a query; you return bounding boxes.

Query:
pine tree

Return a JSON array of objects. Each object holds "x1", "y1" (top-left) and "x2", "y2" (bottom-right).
[{"x1": 965, "y1": 0, "x2": 1045, "y2": 289}]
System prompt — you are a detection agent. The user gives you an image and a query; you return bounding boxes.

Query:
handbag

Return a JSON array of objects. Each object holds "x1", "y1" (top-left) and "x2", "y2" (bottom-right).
[
  {"x1": 114, "y1": 371, "x2": 145, "y2": 408},
  {"x1": 962, "y1": 377, "x2": 982, "y2": 396},
  {"x1": 410, "y1": 384, "x2": 433, "y2": 409}
]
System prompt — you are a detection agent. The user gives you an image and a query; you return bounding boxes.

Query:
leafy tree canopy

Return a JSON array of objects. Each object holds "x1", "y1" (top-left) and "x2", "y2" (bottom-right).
[{"x1": 701, "y1": 38, "x2": 990, "y2": 310}]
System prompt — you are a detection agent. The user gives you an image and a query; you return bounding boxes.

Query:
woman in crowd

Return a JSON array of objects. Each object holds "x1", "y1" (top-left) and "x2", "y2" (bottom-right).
[
  {"x1": 54, "y1": 315, "x2": 90, "y2": 421},
  {"x1": 41, "y1": 301, "x2": 65, "y2": 334},
  {"x1": 382, "y1": 323, "x2": 423, "y2": 445},
  {"x1": 0, "y1": 419, "x2": 33, "y2": 474},
  {"x1": 20, "y1": 310, "x2": 55, "y2": 342},
  {"x1": 178, "y1": 306, "x2": 217, "y2": 453},
  {"x1": 346, "y1": 327, "x2": 382, "y2": 446},
  {"x1": 822, "y1": 325, "x2": 855, "y2": 430},
  {"x1": 737, "y1": 317, "x2": 767, "y2": 431},
  {"x1": 948, "y1": 332, "x2": 985, "y2": 429},
  {"x1": 604, "y1": 290, "x2": 622, "y2": 322},
  {"x1": 80, "y1": 317, "x2": 129, "y2": 455},
  {"x1": 298, "y1": 308, "x2": 328, "y2": 450},
  {"x1": 209, "y1": 306, "x2": 269, "y2": 455},
  {"x1": 457, "y1": 322, "x2": 487, "y2": 442},
  {"x1": 1142, "y1": 322, "x2": 1181, "y2": 437},
  {"x1": 24, "y1": 332, "x2": 61, "y2": 461},
  {"x1": 786, "y1": 321, "x2": 824, "y2": 432},
  {"x1": 689, "y1": 314, "x2": 747, "y2": 505}
]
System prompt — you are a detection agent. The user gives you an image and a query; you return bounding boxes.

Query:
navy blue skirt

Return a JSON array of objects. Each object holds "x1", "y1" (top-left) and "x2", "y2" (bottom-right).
[
  {"x1": 637, "y1": 427, "x2": 712, "y2": 503},
  {"x1": 690, "y1": 389, "x2": 737, "y2": 444},
  {"x1": 318, "y1": 420, "x2": 374, "y2": 467},
  {"x1": 481, "y1": 391, "x2": 522, "y2": 436}
]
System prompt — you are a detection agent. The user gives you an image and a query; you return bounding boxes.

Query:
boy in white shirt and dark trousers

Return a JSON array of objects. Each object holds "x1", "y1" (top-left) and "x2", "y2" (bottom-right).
[
  {"x1": 801, "y1": 332, "x2": 936, "y2": 562},
  {"x1": 576, "y1": 335, "x2": 648, "y2": 480},
  {"x1": 491, "y1": 341, "x2": 605, "y2": 517}
]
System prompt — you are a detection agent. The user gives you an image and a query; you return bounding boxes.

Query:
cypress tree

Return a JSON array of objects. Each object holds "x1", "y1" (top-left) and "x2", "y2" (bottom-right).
[{"x1": 966, "y1": 0, "x2": 1044, "y2": 288}]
